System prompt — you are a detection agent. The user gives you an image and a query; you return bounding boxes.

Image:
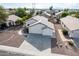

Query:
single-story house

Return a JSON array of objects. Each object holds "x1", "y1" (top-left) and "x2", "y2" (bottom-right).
[
  {"x1": 42, "y1": 11, "x2": 51, "y2": 18},
  {"x1": 6, "y1": 15, "x2": 21, "y2": 27},
  {"x1": 25, "y1": 15, "x2": 55, "y2": 38},
  {"x1": 55, "y1": 11, "x2": 63, "y2": 19},
  {"x1": 60, "y1": 16, "x2": 79, "y2": 38}
]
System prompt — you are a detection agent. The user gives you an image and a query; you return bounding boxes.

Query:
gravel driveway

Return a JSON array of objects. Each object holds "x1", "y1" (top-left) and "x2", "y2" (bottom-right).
[{"x1": 0, "y1": 30, "x2": 24, "y2": 47}]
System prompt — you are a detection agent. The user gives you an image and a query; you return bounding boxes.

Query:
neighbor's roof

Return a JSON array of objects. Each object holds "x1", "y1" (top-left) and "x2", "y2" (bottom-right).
[
  {"x1": 28, "y1": 15, "x2": 55, "y2": 30},
  {"x1": 55, "y1": 11, "x2": 63, "y2": 16},
  {"x1": 7, "y1": 15, "x2": 21, "y2": 22},
  {"x1": 43, "y1": 11, "x2": 51, "y2": 17},
  {"x1": 60, "y1": 16, "x2": 79, "y2": 31}
]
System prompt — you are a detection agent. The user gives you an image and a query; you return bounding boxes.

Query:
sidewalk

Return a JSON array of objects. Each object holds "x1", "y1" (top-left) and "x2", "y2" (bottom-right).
[{"x1": 0, "y1": 45, "x2": 65, "y2": 56}]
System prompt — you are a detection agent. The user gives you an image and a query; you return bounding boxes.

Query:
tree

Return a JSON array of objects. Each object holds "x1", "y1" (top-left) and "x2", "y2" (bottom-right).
[
  {"x1": 36, "y1": 11, "x2": 39, "y2": 15},
  {"x1": 74, "y1": 13, "x2": 79, "y2": 18},
  {"x1": 62, "y1": 29, "x2": 68, "y2": 35},
  {"x1": 24, "y1": 7, "x2": 27, "y2": 11},
  {"x1": 15, "y1": 19, "x2": 24, "y2": 25},
  {"x1": 30, "y1": 8, "x2": 35, "y2": 16},
  {"x1": 61, "y1": 12, "x2": 69, "y2": 18},
  {"x1": 64, "y1": 9, "x2": 69, "y2": 12},
  {"x1": 15, "y1": 8, "x2": 27, "y2": 18},
  {"x1": 49, "y1": 6, "x2": 53, "y2": 10},
  {"x1": 22, "y1": 16, "x2": 29, "y2": 21},
  {"x1": 0, "y1": 5, "x2": 8, "y2": 23},
  {"x1": 9, "y1": 8, "x2": 13, "y2": 11}
]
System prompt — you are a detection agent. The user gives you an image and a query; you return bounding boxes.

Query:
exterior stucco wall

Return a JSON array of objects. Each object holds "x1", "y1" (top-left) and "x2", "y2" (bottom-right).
[
  {"x1": 42, "y1": 28, "x2": 55, "y2": 38},
  {"x1": 29, "y1": 23, "x2": 55, "y2": 38},
  {"x1": 70, "y1": 30, "x2": 79, "y2": 38},
  {"x1": 29, "y1": 23, "x2": 45, "y2": 34}
]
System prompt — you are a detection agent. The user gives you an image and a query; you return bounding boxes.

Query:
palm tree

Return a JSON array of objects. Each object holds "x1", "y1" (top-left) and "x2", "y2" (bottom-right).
[{"x1": 49, "y1": 6, "x2": 53, "y2": 10}]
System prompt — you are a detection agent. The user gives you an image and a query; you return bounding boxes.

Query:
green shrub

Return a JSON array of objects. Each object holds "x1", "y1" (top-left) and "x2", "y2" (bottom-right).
[
  {"x1": 15, "y1": 19, "x2": 24, "y2": 25},
  {"x1": 62, "y1": 29, "x2": 68, "y2": 35},
  {"x1": 68, "y1": 41, "x2": 74, "y2": 46},
  {"x1": 22, "y1": 15, "x2": 31, "y2": 22},
  {"x1": 22, "y1": 16, "x2": 28, "y2": 21},
  {"x1": 61, "y1": 12, "x2": 69, "y2": 18},
  {"x1": 74, "y1": 14, "x2": 79, "y2": 18},
  {"x1": 15, "y1": 8, "x2": 27, "y2": 18}
]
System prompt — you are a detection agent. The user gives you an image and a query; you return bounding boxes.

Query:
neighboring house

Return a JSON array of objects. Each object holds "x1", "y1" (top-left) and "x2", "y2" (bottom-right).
[
  {"x1": 60, "y1": 16, "x2": 79, "y2": 38},
  {"x1": 5, "y1": 9, "x2": 16, "y2": 14},
  {"x1": 55, "y1": 11, "x2": 63, "y2": 19},
  {"x1": 6, "y1": 15, "x2": 21, "y2": 27},
  {"x1": 42, "y1": 11, "x2": 51, "y2": 18},
  {"x1": 25, "y1": 15, "x2": 55, "y2": 38},
  {"x1": 46, "y1": 10, "x2": 55, "y2": 15}
]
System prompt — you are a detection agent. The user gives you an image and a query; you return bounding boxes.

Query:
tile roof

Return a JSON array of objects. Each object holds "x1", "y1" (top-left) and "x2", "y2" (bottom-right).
[
  {"x1": 7, "y1": 15, "x2": 21, "y2": 22},
  {"x1": 60, "y1": 16, "x2": 79, "y2": 31}
]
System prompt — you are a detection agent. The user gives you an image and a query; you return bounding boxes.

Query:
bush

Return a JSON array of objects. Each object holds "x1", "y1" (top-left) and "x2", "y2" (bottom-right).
[
  {"x1": 15, "y1": 19, "x2": 24, "y2": 25},
  {"x1": 61, "y1": 12, "x2": 69, "y2": 18},
  {"x1": 15, "y1": 8, "x2": 27, "y2": 18},
  {"x1": 68, "y1": 41, "x2": 74, "y2": 46},
  {"x1": 22, "y1": 15, "x2": 32, "y2": 22},
  {"x1": 62, "y1": 29, "x2": 68, "y2": 35},
  {"x1": 22, "y1": 16, "x2": 28, "y2": 21},
  {"x1": 74, "y1": 13, "x2": 79, "y2": 18}
]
